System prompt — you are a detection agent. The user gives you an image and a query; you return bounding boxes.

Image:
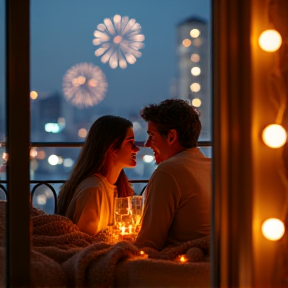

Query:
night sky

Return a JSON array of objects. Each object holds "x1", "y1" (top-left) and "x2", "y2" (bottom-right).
[{"x1": 0, "y1": 0, "x2": 210, "y2": 132}]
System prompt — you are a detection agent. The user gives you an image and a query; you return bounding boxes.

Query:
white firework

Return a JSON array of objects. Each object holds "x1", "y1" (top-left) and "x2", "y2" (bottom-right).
[
  {"x1": 62, "y1": 63, "x2": 108, "y2": 108},
  {"x1": 93, "y1": 14, "x2": 145, "y2": 69}
]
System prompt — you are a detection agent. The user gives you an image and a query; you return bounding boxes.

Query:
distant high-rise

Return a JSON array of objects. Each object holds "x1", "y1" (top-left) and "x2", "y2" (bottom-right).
[{"x1": 176, "y1": 16, "x2": 211, "y2": 141}]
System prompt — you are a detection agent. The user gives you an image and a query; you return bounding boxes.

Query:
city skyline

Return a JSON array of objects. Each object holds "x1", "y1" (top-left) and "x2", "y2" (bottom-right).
[{"x1": 0, "y1": 1, "x2": 210, "y2": 137}]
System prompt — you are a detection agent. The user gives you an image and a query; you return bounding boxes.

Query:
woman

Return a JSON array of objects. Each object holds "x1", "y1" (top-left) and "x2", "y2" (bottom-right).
[{"x1": 57, "y1": 115, "x2": 139, "y2": 235}]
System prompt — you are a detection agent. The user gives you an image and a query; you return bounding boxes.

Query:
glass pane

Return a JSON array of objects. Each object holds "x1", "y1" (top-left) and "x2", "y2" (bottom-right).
[
  {"x1": 30, "y1": 0, "x2": 211, "y2": 143},
  {"x1": 0, "y1": 1, "x2": 5, "y2": 143},
  {"x1": 200, "y1": 146, "x2": 212, "y2": 158},
  {"x1": 31, "y1": 183, "x2": 59, "y2": 214},
  {"x1": 30, "y1": 146, "x2": 156, "y2": 181},
  {"x1": 30, "y1": 0, "x2": 211, "y2": 183},
  {"x1": 0, "y1": 0, "x2": 6, "y2": 183},
  {"x1": 30, "y1": 181, "x2": 147, "y2": 215}
]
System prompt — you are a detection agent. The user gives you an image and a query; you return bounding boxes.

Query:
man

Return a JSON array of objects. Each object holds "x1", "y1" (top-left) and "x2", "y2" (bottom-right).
[{"x1": 135, "y1": 99, "x2": 211, "y2": 251}]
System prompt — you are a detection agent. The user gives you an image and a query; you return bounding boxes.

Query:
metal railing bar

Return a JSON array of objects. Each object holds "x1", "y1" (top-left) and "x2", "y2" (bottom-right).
[
  {"x1": 0, "y1": 184, "x2": 8, "y2": 199},
  {"x1": 31, "y1": 183, "x2": 58, "y2": 213}
]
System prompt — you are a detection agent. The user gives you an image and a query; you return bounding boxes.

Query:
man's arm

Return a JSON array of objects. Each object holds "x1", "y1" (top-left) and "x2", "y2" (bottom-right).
[{"x1": 135, "y1": 169, "x2": 180, "y2": 250}]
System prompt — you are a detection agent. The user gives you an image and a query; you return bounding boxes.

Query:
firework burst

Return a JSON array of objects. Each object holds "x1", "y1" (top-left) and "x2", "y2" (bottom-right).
[
  {"x1": 62, "y1": 63, "x2": 108, "y2": 108},
  {"x1": 93, "y1": 14, "x2": 145, "y2": 69}
]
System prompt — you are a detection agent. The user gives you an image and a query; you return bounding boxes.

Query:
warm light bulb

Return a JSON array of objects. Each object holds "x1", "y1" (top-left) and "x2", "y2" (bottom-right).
[
  {"x1": 120, "y1": 226, "x2": 125, "y2": 235},
  {"x1": 262, "y1": 124, "x2": 287, "y2": 148},
  {"x1": 262, "y1": 218, "x2": 285, "y2": 241},
  {"x1": 258, "y1": 30, "x2": 282, "y2": 52}
]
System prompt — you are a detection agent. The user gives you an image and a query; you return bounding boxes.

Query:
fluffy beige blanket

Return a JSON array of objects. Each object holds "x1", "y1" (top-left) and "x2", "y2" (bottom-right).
[{"x1": 0, "y1": 201, "x2": 210, "y2": 287}]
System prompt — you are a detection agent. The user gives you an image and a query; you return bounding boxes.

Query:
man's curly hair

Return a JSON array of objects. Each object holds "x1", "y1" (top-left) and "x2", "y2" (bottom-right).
[{"x1": 140, "y1": 99, "x2": 201, "y2": 148}]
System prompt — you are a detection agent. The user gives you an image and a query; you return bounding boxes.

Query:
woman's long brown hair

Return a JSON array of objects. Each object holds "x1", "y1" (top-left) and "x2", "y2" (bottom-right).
[{"x1": 57, "y1": 115, "x2": 134, "y2": 216}]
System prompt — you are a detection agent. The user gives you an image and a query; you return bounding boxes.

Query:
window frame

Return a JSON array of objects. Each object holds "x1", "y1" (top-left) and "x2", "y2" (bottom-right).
[{"x1": 5, "y1": 0, "x2": 258, "y2": 287}]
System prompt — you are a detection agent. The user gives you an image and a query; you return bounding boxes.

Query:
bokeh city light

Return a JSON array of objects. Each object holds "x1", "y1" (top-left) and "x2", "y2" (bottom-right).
[{"x1": 62, "y1": 63, "x2": 108, "y2": 108}]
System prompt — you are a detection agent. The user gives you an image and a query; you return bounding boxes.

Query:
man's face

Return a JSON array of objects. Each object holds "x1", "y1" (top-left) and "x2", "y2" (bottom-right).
[{"x1": 144, "y1": 121, "x2": 170, "y2": 164}]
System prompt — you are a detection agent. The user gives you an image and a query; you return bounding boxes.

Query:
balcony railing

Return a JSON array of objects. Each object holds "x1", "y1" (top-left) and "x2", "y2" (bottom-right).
[{"x1": 0, "y1": 140, "x2": 211, "y2": 213}]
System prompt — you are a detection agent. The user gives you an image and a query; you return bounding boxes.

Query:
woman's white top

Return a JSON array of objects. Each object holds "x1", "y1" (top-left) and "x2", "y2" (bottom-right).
[{"x1": 65, "y1": 174, "x2": 117, "y2": 235}]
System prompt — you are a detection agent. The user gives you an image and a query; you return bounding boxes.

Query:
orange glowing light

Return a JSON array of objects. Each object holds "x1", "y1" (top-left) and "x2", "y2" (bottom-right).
[
  {"x1": 2, "y1": 153, "x2": 8, "y2": 162},
  {"x1": 78, "y1": 128, "x2": 88, "y2": 138},
  {"x1": 120, "y1": 226, "x2": 126, "y2": 235},
  {"x1": 191, "y1": 54, "x2": 200, "y2": 62},
  {"x1": 179, "y1": 255, "x2": 187, "y2": 263},
  {"x1": 30, "y1": 148, "x2": 38, "y2": 158},
  {"x1": 113, "y1": 35, "x2": 122, "y2": 44},
  {"x1": 36, "y1": 150, "x2": 46, "y2": 160},
  {"x1": 30, "y1": 91, "x2": 38, "y2": 100},
  {"x1": 182, "y1": 39, "x2": 191, "y2": 47},
  {"x1": 140, "y1": 251, "x2": 144, "y2": 255}
]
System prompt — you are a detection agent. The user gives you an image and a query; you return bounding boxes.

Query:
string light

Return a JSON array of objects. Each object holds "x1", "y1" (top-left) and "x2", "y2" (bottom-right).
[
  {"x1": 262, "y1": 218, "x2": 285, "y2": 241},
  {"x1": 262, "y1": 124, "x2": 287, "y2": 148},
  {"x1": 258, "y1": 29, "x2": 282, "y2": 52}
]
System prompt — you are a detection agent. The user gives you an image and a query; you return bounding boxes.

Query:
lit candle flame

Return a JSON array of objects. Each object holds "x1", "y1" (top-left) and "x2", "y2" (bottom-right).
[
  {"x1": 179, "y1": 255, "x2": 187, "y2": 262},
  {"x1": 120, "y1": 226, "x2": 125, "y2": 235},
  {"x1": 139, "y1": 250, "x2": 148, "y2": 258}
]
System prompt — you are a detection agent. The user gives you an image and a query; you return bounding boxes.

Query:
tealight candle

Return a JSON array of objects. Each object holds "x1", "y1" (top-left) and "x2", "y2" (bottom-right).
[
  {"x1": 139, "y1": 250, "x2": 148, "y2": 259},
  {"x1": 178, "y1": 255, "x2": 188, "y2": 263},
  {"x1": 120, "y1": 226, "x2": 126, "y2": 235}
]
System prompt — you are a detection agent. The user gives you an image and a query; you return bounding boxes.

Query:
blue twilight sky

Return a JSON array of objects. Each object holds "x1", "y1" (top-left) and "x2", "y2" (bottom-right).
[{"x1": 0, "y1": 0, "x2": 210, "y2": 130}]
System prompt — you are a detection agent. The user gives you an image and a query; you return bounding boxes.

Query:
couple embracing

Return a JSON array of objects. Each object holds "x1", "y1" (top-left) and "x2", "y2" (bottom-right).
[{"x1": 57, "y1": 99, "x2": 211, "y2": 251}]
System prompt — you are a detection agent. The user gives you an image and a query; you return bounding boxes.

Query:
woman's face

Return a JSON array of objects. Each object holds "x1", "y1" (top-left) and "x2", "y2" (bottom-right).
[{"x1": 113, "y1": 127, "x2": 140, "y2": 168}]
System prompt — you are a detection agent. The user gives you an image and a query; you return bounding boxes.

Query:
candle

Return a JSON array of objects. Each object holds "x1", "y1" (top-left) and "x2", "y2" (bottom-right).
[
  {"x1": 178, "y1": 255, "x2": 187, "y2": 263},
  {"x1": 139, "y1": 250, "x2": 148, "y2": 259},
  {"x1": 120, "y1": 226, "x2": 126, "y2": 235}
]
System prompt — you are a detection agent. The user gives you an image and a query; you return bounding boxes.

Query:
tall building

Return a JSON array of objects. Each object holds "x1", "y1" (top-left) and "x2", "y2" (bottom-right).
[{"x1": 176, "y1": 16, "x2": 211, "y2": 141}]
